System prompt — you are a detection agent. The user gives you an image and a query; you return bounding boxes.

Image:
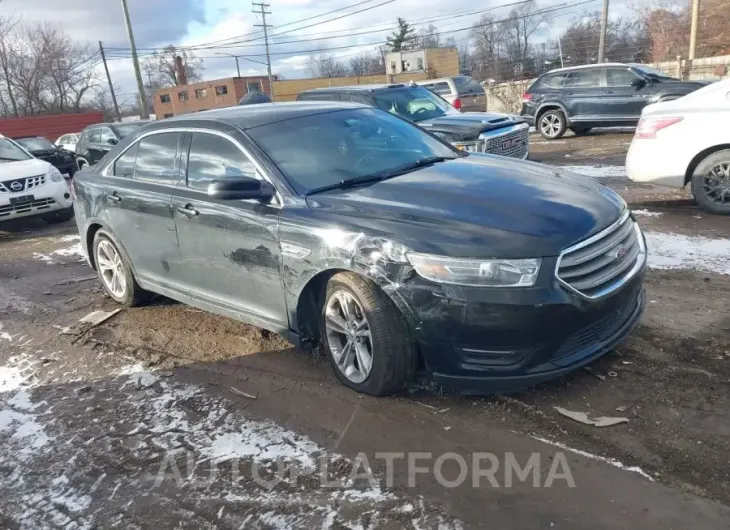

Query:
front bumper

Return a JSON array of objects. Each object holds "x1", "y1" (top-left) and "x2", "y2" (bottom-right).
[
  {"x1": 479, "y1": 123, "x2": 530, "y2": 159},
  {"x1": 0, "y1": 179, "x2": 73, "y2": 221},
  {"x1": 394, "y1": 261, "x2": 645, "y2": 393}
]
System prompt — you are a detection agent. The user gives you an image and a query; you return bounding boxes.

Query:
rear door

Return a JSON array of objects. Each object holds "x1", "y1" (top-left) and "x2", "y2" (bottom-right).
[
  {"x1": 602, "y1": 67, "x2": 652, "y2": 120},
  {"x1": 103, "y1": 131, "x2": 186, "y2": 296},
  {"x1": 454, "y1": 76, "x2": 486, "y2": 112},
  {"x1": 171, "y1": 130, "x2": 287, "y2": 331},
  {"x1": 562, "y1": 69, "x2": 604, "y2": 122}
]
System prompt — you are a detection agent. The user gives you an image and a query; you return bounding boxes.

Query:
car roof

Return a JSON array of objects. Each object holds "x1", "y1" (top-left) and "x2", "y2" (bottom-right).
[
  {"x1": 545, "y1": 62, "x2": 628, "y2": 75},
  {"x1": 13, "y1": 135, "x2": 45, "y2": 139},
  {"x1": 299, "y1": 84, "x2": 411, "y2": 95},
  {"x1": 82, "y1": 121, "x2": 151, "y2": 131},
  {"x1": 161, "y1": 101, "x2": 368, "y2": 129}
]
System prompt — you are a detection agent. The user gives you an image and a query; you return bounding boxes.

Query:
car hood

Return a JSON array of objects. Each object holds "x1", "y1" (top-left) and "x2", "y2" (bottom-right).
[
  {"x1": 0, "y1": 158, "x2": 51, "y2": 179},
  {"x1": 418, "y1": 113, "x2": 526, "y2": 140},
  {"x1": 305, "y1": 155, "x2": 624, "y2": 258}
]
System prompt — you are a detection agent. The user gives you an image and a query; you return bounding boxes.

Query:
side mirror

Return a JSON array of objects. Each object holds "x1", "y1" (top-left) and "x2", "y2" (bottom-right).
[
  {"x1": 631, "y1": 77, "x2": 647, "y2": 88},
  {"x1": 106, "y1": 138, "x2": 118, "y2": 145},
  {"x1": 208, "y1": 177, "x2": 275, "y2": 201}
]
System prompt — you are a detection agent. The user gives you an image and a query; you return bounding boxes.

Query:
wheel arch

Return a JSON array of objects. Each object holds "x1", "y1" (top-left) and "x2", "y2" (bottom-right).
[
  {"x1": 536, "y1": 102, "x2": 569, "y2": 124},
  {"x1": 684, "y1": 144, "x2": 730, "y2": 186}
]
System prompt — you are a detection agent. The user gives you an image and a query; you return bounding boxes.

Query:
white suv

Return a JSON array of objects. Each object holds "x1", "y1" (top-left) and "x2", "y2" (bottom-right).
[{"x1": 0, "y1": 135, "x2": 74, "y2": 224}]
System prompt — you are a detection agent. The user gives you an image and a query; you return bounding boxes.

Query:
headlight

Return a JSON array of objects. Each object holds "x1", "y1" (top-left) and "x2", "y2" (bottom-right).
[
  {"x1": 406, "y1": 253, "x2": 541, "y2": 287},
  {"x1": 48, "y1": 165, "x2": 64, "y2": 182},
  {"x1": 452, "y1": 140, "x2": 484, "y2": 153}
]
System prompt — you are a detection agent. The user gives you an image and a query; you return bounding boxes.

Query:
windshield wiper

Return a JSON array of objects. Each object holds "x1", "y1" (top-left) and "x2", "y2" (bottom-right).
[{"x1": 305, "y1": 156, "x2": 451, "y2": 197}]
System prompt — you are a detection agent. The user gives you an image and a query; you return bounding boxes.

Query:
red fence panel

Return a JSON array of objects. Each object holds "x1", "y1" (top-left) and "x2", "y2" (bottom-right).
[{"x1": 0, "y1": 112, "x2": 106, "y2": 142}]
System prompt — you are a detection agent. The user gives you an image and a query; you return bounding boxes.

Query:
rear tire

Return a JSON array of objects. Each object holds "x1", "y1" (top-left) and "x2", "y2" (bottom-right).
[
  {"x1": 537, "y1": 110, "x2": 567, "y2": 139},
  {"x1": 319, "y1": 272, "x2": 415, "y2": 396},
  {"x1": 92, "y1": 229, "x2": 151, "y2": 306},
  {"x1": 42, "y1": 207, "x2": 74, "y2": 224},
  {"x1": 690, "y1": 149, "x2": 730, "y2": 215},
  {"x1": 77, "y1": 158, "x2": 88, "y2": 170}
]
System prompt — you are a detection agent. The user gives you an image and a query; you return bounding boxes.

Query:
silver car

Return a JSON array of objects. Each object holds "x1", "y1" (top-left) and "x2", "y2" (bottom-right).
[{"x1": 417, "y1": 76, "x2": 487, "y2": 113}]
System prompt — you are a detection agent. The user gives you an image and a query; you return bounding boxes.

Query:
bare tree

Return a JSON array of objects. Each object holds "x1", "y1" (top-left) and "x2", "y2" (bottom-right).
[
  {"x1": 471, "y1": 15, "x2": 509, "y2": 81},
  {"x1": 308, "y1": 48, "x2": 348, "y2": 78},
  {"x1": 349, "y1": 55, "x2": 370, "y2": 77},
  {"x1": 499, "y1": 0, "x2": 546, "y2": 77},
  {"x1": 417, "y1": 24, "x2": 441, "y2": 49},
  {"x1": 0, "y1": 15, "x2": 20, "y2": 117},
  {"x1": 141, "y1": 45, "x2": 203, "y2": 87}
]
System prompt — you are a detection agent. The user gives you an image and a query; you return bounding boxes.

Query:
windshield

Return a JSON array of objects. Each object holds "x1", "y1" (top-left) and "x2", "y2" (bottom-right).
[
  {"x1": 247, "y1": 108, "x2": 458, "y2": 195},
  {"x1": 373, "y1": 86, "x2": 457, "y2": 123},
  {"x1": 114, "y1": 122, "x2": 147, "y2": 138},
  {"x1": 16, "y1": 137, "x2": 56, "y2": 151},
  {"x1": 0, "y1": 138, "x2": 32, "y2": 162},
  {"x1": 630, "y1": 64, "x2": 675, "y2": 80}
]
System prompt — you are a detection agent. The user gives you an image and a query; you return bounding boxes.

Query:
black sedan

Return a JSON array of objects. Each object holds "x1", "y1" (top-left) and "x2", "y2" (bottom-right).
[
  {"x1": 71, "y1": 102, "x2": 646, "y2": 396},
  {"x1": 14, "y1": 136, "x2": 77, "y2": 177}
]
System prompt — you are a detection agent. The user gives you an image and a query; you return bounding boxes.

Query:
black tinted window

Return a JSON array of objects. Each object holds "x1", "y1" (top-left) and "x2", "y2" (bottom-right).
[
  {"x1": 186, "y1": 133, "x2": 257, "y2": 191},
  {"x1": 114, "y1": 143, "x2": 139, "y2": 178},
  {"x1": 605, "y1": 68, "x2": 638, "y2": 86},
  {"x1": 564, "y1": 69, "x2": 601, "y2": 88},
  {"x1": 133, "y1": 133, "x2": 180, "y2": 184},
  {"x1": 455, "y1": 77, "x2": 484, "y2": 95}
]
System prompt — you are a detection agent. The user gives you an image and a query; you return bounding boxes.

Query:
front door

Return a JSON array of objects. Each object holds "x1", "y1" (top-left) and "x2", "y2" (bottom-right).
[
  {"x1": 103, "y1": 131, "x2": 186, "y2": 295},
  {"x1": 561, "y1": 69, "x2": 605, "y2": 122},
  {"x1": 172, "y1": 131, "x2": 287, "y2": 332},
  {"x1": 601, "y1": 67, "x2": 653, "y2": 120}
]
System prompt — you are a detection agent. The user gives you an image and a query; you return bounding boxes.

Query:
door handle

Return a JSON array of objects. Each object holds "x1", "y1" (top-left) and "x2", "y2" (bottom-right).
[
  {"x1": 106, "y1": 192, "x2": 121, "y2": 203},
  {"x1": 176, "y1": 204, "x2": 199, "y2": 218},
  {"x1": 605, "y1": 90, "x2": 614, "y2": 94}
]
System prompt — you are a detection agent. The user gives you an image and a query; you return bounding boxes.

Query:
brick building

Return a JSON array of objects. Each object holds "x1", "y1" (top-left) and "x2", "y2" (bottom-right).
[{"x1": 153, "y1": 76, "x2": 271, "y2": 118}]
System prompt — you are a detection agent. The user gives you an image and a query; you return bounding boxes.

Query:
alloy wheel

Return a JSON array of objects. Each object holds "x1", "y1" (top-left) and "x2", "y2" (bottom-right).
[
  {"x1": 540, "y1": 114, "x2": 562, "y2": 138},
  {"x1": 96, "y1": 239, "x2": 127, "y2": 299},
  {"x1": 701, "y1": 162, "x2": 730, "y2": 206},
  {"x1": 325, "y1": 290, "x2": 373, "y2": 384}
]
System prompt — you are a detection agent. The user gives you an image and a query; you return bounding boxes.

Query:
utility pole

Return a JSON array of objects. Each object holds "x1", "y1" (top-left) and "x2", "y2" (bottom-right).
[
  {"x1": 687, "y1": 0, "x2": 701, "y2": 79},
  {"x1": 597, "y1": 0, "x2": 609, "y2": 63},
  {"x1": 120, "y1": 0, "x2": 149, "y2": 118},
  {"x1": 252, "y1": 2, "x2": 274, "y2": 100},
  {"x1": 235, "y1": 56, "x2": 241, "y2": 77},
  {"x1": 557, "y1": 36, "x2": 564, "y2": 68},
  {"x1": 99, "y1": 42, "x2": 122, "y2": 121}
]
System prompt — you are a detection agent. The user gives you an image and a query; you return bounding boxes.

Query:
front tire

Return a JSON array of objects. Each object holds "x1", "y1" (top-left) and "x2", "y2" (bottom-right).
[
  {"x1": 538, "y1": 110, "x2": 567, "y2": 139},
  {"x1": 77, "y1": 158, "x2": 88, "y2": 170},
  {"x1": 690, "y1": 149, "x2": 730, "y2": 215},
  {"x1": 42, "y1": 207, "x2": 74, "y2": 224},
  {"x1": 92, "y1": 229, "x2": 150, "y2": 306},
  {"x1": 320, "y1": 272, "x2": 415, "y2": 396}
]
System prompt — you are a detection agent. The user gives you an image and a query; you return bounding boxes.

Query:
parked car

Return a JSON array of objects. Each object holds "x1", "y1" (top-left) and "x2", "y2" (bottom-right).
[
  {"x1": 55, "y1": 132, "x2": 80, "y2": 152},
  {"x1": 0, "y1": 134, "x2": 74, "y2": 224},
  {"x1": 415, "y1": 76, "x2": 487, "y2": 112},
  {"x1": 521, "y1": 63, "x2": 709, "y2": 139},
  {"x1": 627, "y1": 78, "x2": 730, "y2": 215},
  {"x1": 14, "y1": 136, "x2": 77, "y2": 178},
  {"x1": 297, "y1": 83, "x2": 529, "y2": 159},
  {"x1": 75, "y1": 121, "x2": 151, "y2": 169},
  {"x1": 72, "y1": 102, "x2": 646, "y2": 396}
]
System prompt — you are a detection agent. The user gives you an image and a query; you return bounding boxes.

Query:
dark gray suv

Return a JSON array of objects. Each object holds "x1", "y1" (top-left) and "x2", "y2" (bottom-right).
[{"x1": 521, "y1": 63, "x2": 707, "y2": 139}]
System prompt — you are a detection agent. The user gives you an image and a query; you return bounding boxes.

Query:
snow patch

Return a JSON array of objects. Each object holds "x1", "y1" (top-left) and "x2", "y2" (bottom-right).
[
  {"x1": 559, "y1": 165, "x2": 627, "y2": 178},
  {"x1": 33, "y1": 236, "x2": 84, "y2": 264},
  {"x1": 0, "y1": 390, "x2": 50, "y2": 462},
  {"x1": 646, "y1": 232, "x2": 730, "y2": 275},
  {"x1": 531, "y1": 435, "x2": 654, "y2": 481},
  {"x1": 632, "y1": 209, "x2": 663, "y2": 218}
]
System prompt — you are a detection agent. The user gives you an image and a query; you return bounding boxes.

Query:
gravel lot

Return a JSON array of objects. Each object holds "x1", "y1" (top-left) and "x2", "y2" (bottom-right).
[{"x1": 2, "y1": 129, "x2": 730, "y2": 529}]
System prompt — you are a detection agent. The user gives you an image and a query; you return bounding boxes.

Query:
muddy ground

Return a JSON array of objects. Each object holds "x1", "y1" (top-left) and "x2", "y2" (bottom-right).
[{"x1": 2, "y1": 130, "x2": 730, "y2": 529}]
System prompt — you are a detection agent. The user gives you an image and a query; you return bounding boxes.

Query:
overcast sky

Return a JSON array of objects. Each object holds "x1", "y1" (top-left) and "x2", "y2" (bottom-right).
[{"x1": 2, "y1": 0, "x2": 636, "y2": 106}]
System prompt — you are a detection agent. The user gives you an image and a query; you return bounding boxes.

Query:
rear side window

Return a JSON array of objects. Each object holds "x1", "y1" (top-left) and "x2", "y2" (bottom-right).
[
  {"x1": 422, "y1": 82, "x2": 451, "y2": 95},
  {"x1": 186, "y1": 133, "x2": 258, "y2": 191},
  {"x1": 540, "y1": 72, "x2": 570, "y2": 88},
  {"x1": 564, "y1": 70, "x2": 601, "y2": 88},
  {"x1": 133, "y1": 133, "x2": 181, "y2": 184},
  {"x1": 299, "y1": 92, "x2": 340, "y2": 101},
  {"x1": 113, "y1": 143, "x2": 139, "y2": 178}
]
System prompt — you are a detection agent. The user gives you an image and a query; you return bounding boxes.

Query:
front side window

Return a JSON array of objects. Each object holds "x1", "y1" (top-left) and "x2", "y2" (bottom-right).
[
  {"x1": 186, "y1": 133, "x2": 257, "y2": 191},
  {"x1": 88, "y1": 129, "x2": 101, "y2": 144},
  {"x1": 605, "y1": 68, "x2": 639, "y2": 87},
  {"x1": 99, "y1": 128, "x2": 116, "y2": 144},
  {"x1": 247, "y1": 108, "x2": 458, "y2": 194},
  {"x1": 373, "y1": 86, "x2": 457, "y2": 123},
  {"x1": 133, "y1": 132, "x2": 181, "y2": 184},
  {"x1": 0, "y1": 138, "x2": 31, "y2": 162},
  {"x1": 564, "y1": 69, "x2": 601, "y2": 88},
  {"x1": 114, "y1": 122, "x2": 146, "y2": 138},
  {"x1": 113, "y1": 142, "x2": 139, "y2": 178}
]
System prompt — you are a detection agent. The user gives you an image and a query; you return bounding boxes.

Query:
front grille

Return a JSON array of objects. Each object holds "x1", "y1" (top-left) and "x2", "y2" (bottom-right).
[
  {"x1": 0, "y1": 198, "x2": 56, "y2": 217},
  {"x1": 553, "y1": 290, "x2": 641, "y2": 360},
  {"x1": 557, "y1": 212, "x2": 644, "y2": 298},
  {"x1": 484, "y1": 127, "x2": 529, "y2": 159},
  {"x1": 0, "y1": 175, "x2": 46, "y2": 194}
]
